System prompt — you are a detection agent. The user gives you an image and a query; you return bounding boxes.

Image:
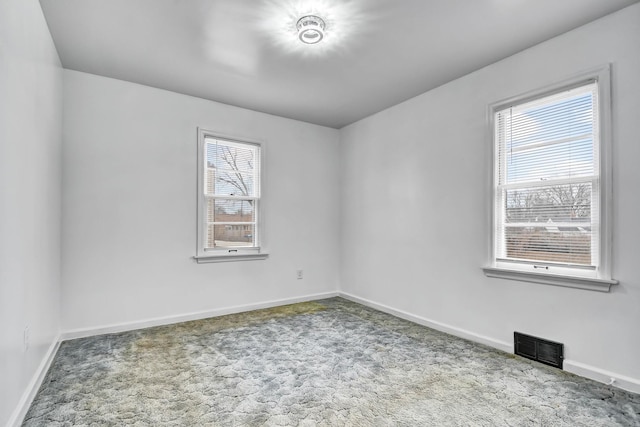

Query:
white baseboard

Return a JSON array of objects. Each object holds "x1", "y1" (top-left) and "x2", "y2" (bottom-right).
[
  {"x1": 8, "y1": 336, "x2": 61, "y2": 427},
  {"x1": 338, "y1": 292, "x2": 513, "y2": 353},
  {"x1": 338, "y1": 291, "x2": 640, "y2": 395},
  {"x1": 564, "y1": 360, "x2": 640, "y2": 394},
  {"x1": 61, "y1": 291, "x2": 339, "y2": 341}
]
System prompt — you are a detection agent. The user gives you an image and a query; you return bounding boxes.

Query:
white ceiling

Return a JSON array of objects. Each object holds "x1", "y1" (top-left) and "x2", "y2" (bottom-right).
[{"x1": 39, "y1": 0, "x2": 638, "y2": 129}]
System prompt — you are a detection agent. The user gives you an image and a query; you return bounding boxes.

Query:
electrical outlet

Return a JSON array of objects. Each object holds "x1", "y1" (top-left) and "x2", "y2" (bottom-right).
[
  {"x1": 23, "y1": 326, "x2": 29, "y2": 352},
  {"x1": 296, "y1": 269, "x2": 303, "y2": 280}
]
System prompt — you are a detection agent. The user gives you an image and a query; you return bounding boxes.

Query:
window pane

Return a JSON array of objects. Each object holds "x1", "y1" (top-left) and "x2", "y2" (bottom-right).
[
  {"x1": 207, "y1": 224, "x2": 255, "y2": 248},
  {"x1": 505, "y1": 227, "x2": 591, "y2": 265},
  {"x1": 505, "y1": 183, "x2": 591, "y2": 224},
  {"x1": 497, "y1": 85, "x2": 597, "y2": 186},
  {"x1": 206, "y1": 141, "x2": 255, "y2": 173},
  {"x1": 207, "y1": 199, "x2": 255, "y2": 223},
  {"x1": 215, "y1": 144, "x2": 254, "y2": 173},
  {"x1": 506, "y1": 138, "x2": 594, "y2": 183},
  {"x1": 215, "y1": 171, "x2": 255, "y2": 196},
  {"x1": 205, "y1": 141, "x2": 257, "y2": 197},
  {"x1": 503, "y1": 182, "x2": 592, "y2": 266},
  {"x1": 206, "y1": 167, "x2": 256, "y2": 197},
  {"x1": 509, "y1": 93, "x2": 594, "y2": 148}
]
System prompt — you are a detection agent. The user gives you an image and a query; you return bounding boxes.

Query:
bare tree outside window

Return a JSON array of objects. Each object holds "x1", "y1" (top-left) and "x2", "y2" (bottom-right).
[{"x1": 216, "y1": 146, "x2": 254, "y2": 202}]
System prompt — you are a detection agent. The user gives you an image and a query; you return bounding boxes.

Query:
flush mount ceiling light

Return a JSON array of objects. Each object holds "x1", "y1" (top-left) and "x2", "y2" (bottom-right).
[{"x1": 296, "y1": 15, "x2": 326, "y2": 44}]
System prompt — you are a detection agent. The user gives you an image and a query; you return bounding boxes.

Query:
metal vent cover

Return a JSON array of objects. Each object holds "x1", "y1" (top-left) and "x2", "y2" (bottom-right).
[{"x1": 514, "y1": 332, "x2": 564, "y2": 369}]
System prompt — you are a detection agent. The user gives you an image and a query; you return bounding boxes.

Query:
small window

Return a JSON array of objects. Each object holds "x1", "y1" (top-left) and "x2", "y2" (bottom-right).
[
  {"x1": 485, "y1": 67, "x2": 615, "y2": 290},
  {"x1": 195, "y1": 130, "x2": 267, "y2": 262}
]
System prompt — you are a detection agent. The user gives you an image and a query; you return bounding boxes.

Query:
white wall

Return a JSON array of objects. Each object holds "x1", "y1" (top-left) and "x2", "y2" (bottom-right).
[
  {"x1": 0, "y1": 0, "x2": 63, "y2": 425},
  {"x1": 340, "y1": 4, "x2": 640, "y2": 389},
  {"x1": 61, "y1": 70, "x2": 340, "y2": 332}
]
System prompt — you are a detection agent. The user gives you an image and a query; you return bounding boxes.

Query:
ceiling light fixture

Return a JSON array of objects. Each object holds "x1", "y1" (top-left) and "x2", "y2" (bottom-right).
[{"x1": 296, "y1": 15, "x2": 325, "y2": 44}]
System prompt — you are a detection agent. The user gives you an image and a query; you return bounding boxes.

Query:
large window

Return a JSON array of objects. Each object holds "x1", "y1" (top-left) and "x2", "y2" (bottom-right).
[
  {"x1": 485, "y1": 67, "x2": 615, "y2": 291},
  {"x1": 195, "y1": 130, "x2": 267, "y2": 262}
]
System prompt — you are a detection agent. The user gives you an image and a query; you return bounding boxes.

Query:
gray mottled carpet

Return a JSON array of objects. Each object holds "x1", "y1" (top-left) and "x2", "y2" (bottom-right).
[{"x1": 23, "y1": 298, "x2": 640, "y2": 426}]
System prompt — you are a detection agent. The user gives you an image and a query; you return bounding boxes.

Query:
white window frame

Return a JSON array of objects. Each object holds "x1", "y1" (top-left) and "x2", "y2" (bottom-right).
[
  {"x1": 483, "y1": 65, "x2": 616, "y2": 292},
  {"x1": 194, "y1": 129, "x2": 268, "y2": 263}
]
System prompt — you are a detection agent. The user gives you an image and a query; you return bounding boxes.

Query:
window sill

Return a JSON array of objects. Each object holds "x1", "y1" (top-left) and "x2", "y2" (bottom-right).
[
  {"x1": 194, "y1": 252, "x2": 269, "y2": 264},
  {"x1": 482, "y1": 267, "x2": 617, "y2": 292}
]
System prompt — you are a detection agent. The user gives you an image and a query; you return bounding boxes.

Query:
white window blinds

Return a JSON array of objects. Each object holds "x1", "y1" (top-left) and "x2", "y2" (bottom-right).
[
  {"x1": 494, "y1": 82, "x2": 599, "y2": 269},
  {"x1": 204, "y1": 137, "x2": 261, "y2": 249}
]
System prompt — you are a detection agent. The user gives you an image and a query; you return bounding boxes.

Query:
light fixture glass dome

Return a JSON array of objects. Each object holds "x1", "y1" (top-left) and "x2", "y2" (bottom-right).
[{"x1": 296, "y1": 15, "x2": 325, "y2": 44}]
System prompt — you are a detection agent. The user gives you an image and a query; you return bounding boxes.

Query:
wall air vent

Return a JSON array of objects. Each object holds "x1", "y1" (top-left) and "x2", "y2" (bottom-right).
[{"x1": 514, "y1": 332, "x2": 564, "y2": 369}]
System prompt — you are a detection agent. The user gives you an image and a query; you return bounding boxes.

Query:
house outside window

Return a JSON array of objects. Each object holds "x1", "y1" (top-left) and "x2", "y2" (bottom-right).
[
  {"x1": 195, "y1": 130, "x2": 267, "y2": 263},
  {"x1": 484, "y1": 66, "x2": 616, "y2": 291}
]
